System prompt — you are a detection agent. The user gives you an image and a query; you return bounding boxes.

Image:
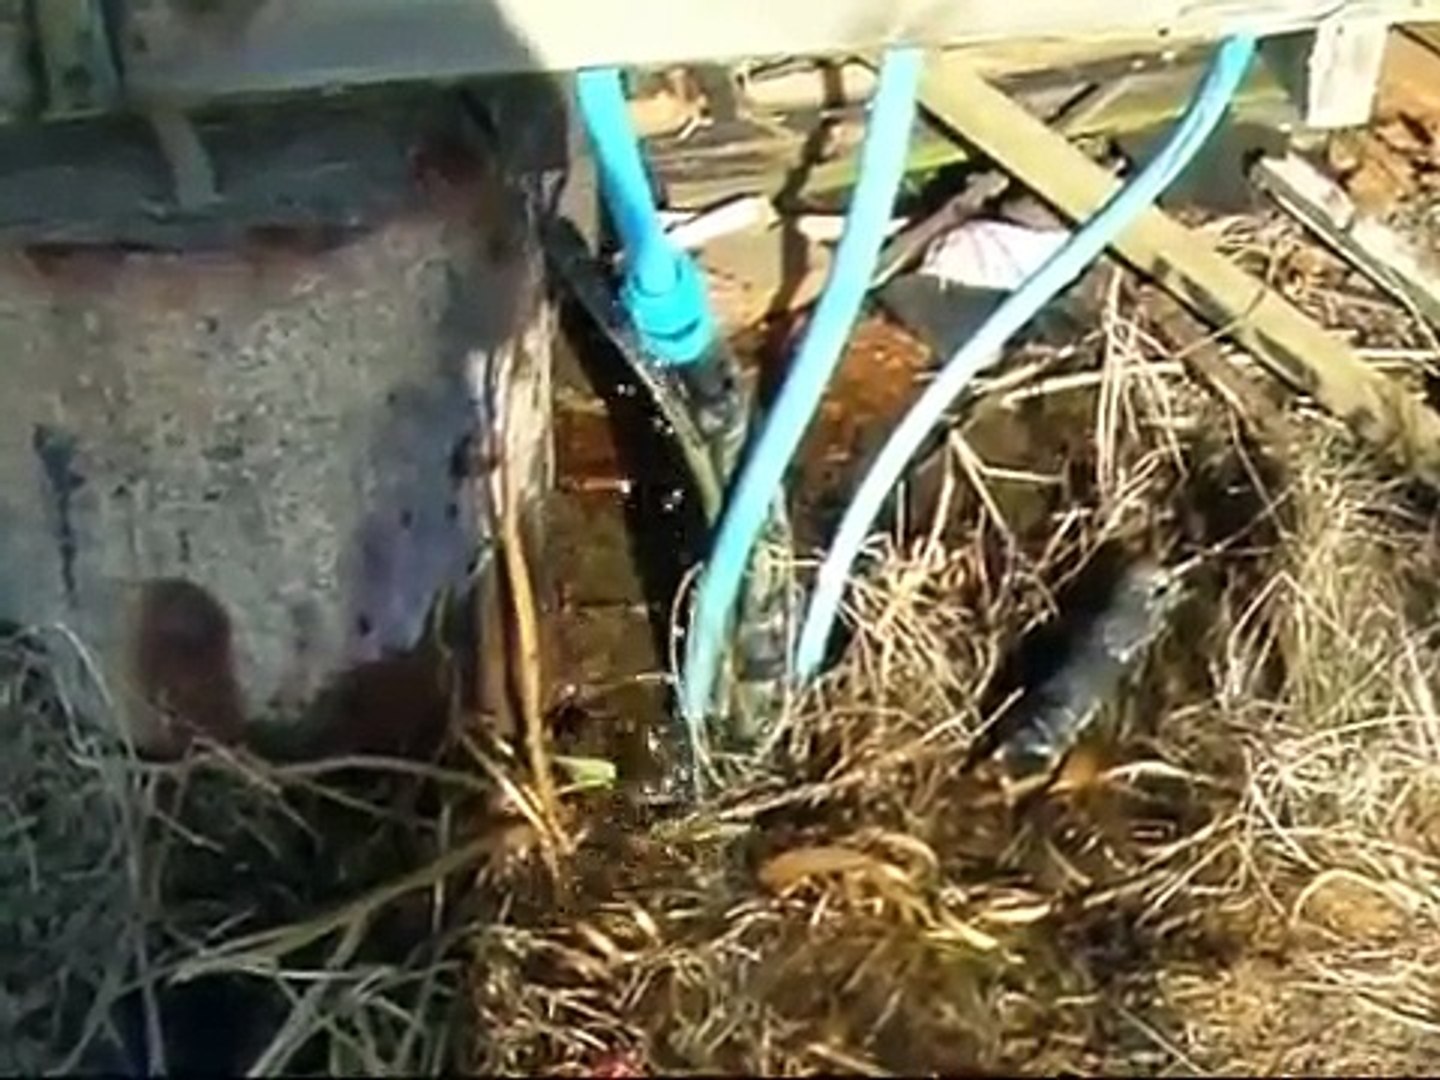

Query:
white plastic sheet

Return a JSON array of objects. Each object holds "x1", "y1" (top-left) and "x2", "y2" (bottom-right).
[{"x1": 918, "y1": 218, "x2": 1070, "y2": 292}]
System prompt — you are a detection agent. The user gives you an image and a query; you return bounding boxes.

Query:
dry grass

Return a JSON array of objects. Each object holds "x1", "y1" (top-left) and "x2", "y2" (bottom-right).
[
  {"x1": 6, "y1": 216, "x2": 1440, "y2": 1075},
  {"x1": 0, "y1": 630, "x2": 152, "y2": 1074},
  {"x1": 467, "y1": 264, "x2": 1440, "y2": 1075},
  {"x1": 1148, "y1": 419, "x2": 1440, "y2": 1075},
  {"x1": 0, "y1": 637, "x2": 491, "y2": 1075}
]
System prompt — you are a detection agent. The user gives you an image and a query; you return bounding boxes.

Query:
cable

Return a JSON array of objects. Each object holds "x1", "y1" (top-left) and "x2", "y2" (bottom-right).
[
  {"x1": 793, "y1": 35, "x2": 1259, "y2": 681},
  {"x1": 679, "y1": 47, "x2": 924, "y2": 732},
  {"x1": 574, "y1": 67, "x2": 716, "y2": 366}
]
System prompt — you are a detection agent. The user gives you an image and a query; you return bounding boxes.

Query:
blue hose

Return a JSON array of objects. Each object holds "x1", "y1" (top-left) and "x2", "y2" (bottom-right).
[
  {"x1": 679, "y1": 47, "x2": 924, "y2": 730},
  {"x1": 793, "y1": 35, "x2": 1258, "y2": 681},
  {"x1": 575, "y1": 67, "x2": 716, "y2": 365}
]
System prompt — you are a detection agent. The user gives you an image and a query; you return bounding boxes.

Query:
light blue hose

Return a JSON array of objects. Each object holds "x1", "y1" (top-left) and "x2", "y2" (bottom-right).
[
  {"x1": 680, "y1": 47, "x2": 924, "y2": 727},
  {"x1": 794, "y1": 35, "x2": 1259, "y2": 681},
  {"x1": 575, "y1": 67, "x2": 716, "y2": 365}
]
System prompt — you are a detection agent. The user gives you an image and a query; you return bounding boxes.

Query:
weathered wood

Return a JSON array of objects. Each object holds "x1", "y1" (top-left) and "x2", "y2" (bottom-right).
[
  {"x1": 1404, "y1": 22, "x2": 1440, "y2": 51},
  {"x1": 1143, "y1": 287, "x2": 1296, "y2": 442},
  {"x1": 117, "y1": 0, "x2": 1440, "y2": 107},
  {"x1": 651, "y1": 52, "x2": 1296, "y2": 210},
  {"x1": 1254, "y1": 153, "x2": 1440, "y2": 329},
  {"x1": 915, "y1": 56, "x2": 1440, "y2": 489},
  {"x1": 1269, "y1": 16, "x2": 1392, "y2": 129},
  {"x1": 1379, "y1": 27, "x2": 1440, "y2": 114},
  {"x1": 1306, "y1": 17, "x2": 1391, "y2": 127}
]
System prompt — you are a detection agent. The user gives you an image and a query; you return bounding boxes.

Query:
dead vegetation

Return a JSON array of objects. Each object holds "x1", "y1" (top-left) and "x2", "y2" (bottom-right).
[
  {"x1": 5, "y1": 208, "x2": 1440, "y2": 1075},
  {"x1": 460, "y1": 259, "x2": 1440, "y2": 1074},
  {"x1": 0, "y1": 630, "x2": 150, "y2": 1075}
]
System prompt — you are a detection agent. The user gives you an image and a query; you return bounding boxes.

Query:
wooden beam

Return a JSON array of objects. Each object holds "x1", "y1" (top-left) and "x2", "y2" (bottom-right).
[
  {"x1": 1304, "y1": 17, "x2": 1391, "y2": 127},
  {"x1": 915, "y1": 56, "x2": 1440, "y2": 489},
  {"x1": 121, "y1": 0, "x2": 1440, "y2": 105},
  {"x1": 1272, "y1": 15, "x2": 1393, "y2": 128},
  {"x1": 1254, "y1": 153, "x2": 1440, "y2": 329},
  {"x1": 649, "y1": 53, "x2": 1296, "y2": 210},
  {"x1": 1405, "y1": 22, "x2": 1440, "y2": 50},
  {"x1": 1380, "y1": 28, "x2": 1440, "y2": 115}
]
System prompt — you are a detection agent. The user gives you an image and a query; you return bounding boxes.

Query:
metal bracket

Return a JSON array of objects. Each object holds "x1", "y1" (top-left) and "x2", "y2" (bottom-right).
[{"x1": 33, "y1": 0, "x2": 120, "y2": 116}]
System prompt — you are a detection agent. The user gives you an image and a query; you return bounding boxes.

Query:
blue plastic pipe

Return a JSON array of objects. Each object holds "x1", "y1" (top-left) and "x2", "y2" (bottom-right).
[
  {"x1": 575, "y1": 67, "x2": 716, "y2": 365},
  {"x1": 680, "y1": 48, "x2": 924, "y2": 729},
  {"x1": 794, "y1": 35, "x2": 1259, "y2": 681}
]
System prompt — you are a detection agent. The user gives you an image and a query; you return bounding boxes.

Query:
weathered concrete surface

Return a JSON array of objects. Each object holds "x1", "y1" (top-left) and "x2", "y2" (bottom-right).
[{"x1": 0, "y1": 94, "x2": 559, "y2": 755}]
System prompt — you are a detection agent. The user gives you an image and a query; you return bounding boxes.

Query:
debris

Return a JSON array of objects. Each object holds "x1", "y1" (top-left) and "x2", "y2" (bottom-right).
[
  {"x1": 646, "y1": 47, "x2": 1297, "y2": 210},
  {"x1": 914, "y1": 54, "x2": 1440, "y2": 489},
  {"x1": 694, "y1": 226, "x2": 834, "y2": 330},
  {"x1": 1141, "y1": 285, "x2": 1294, "y2": 442},
  {"x1": 877, "y1": 276, "x2": 1010, "y2": 362},
  {"x1": 1253, "y1": 152, "x2": 1440, "y2": 329},
  {"x1": 658, "y1": 197, "x2": 905, "y2": 253},
  {"x1": 793, "y1": 211, "x2": 907, "y2": 245},
  {"x1": 1329, "y1": 127, "x2": 1420, "y2": 212},
  {"x1": 553, "y1": 754, "x2": 619, "y2": 792},
  {"x1": 916, "y1": 218, "x2": 1070, "y2": 292},
  {"x1": 873, "y1": 168, "x2": 1011, "y2": 287},
  {"x1": 740, "y1": 59, "x2": 878, "y2": 112},
  {"x1": 626, "y1": 68, "x2": 709, "y2": 138},
  {"x1": 658, "y1": 194, "x2": 775, "y2": 250},
  {"x1": 879, "y1": 217, "x2": 1082, "y2": 361},
  {"x1": 757, "y1": 844, "x2": 911, "y2": 894}
]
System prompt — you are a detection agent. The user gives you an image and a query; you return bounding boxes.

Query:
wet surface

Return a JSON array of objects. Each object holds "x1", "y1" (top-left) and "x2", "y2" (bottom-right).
[
  {"x1": 544, "y1": 307, "x2": 705, "y2": 787},
  {"x1": 738, "y1": 313, "x2": 935, "y2": 545},
  {"x1": 543, "y1": 304, "x2": 939, "y2": 785},
  {"x1": 29, "y1": 423, "x2": 84, "y2": 601}
]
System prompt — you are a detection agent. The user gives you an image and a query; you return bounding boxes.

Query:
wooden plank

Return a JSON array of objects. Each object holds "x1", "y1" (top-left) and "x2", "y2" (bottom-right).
[
  {"x1": 915, "y1": 56, "x2": 1440, "y2": 489},
  {"x1": 1405, "y1": 22, "x2": 1440, "y2": 50},
  {"x1": 1380, "y1": 28, "x2": 1440, "y2": 115},
  {"x1": 1254, "y1": 153, "x2": 1440, "y2": 328},
  {"x1": 1298, "y1": 16, "x2": 1392, "y2": 127},
  {"x1": 120, "y1": 0, "x2": 1440, "y2": 105}
]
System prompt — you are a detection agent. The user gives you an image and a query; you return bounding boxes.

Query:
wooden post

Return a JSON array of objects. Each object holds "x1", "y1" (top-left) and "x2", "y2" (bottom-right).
[{"x1": 1298, "y1": 16, "x2": 1392, "y2": 128}]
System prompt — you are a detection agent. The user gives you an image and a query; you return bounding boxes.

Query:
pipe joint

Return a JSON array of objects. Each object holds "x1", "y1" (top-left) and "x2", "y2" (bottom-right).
[{"x1": 622, "y1": 249, "x2": 716, "y2": 366}]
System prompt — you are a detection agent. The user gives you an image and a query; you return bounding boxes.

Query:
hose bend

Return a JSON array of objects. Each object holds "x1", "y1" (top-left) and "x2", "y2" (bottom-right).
[
  {"x1": 680, "y1": 48, "x2": 925, "y2": 741},
  {"x1": 794, "y1": 35, "x2": 1259, "y2": 681}
]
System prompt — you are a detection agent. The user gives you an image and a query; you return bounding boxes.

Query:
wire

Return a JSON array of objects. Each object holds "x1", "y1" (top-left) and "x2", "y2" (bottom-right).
[
  {"x1": 679, "y1": 47, "x2": 924, "y2": 731},
  {"x1": 793, "y1": 35, "x2": 1259, "y2": 681}
]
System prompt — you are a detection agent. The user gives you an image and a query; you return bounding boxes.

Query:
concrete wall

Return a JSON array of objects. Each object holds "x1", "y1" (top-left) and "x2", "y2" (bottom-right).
[{"x1": 0, "y1": 84, "x2": 564, "y2": 756}]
